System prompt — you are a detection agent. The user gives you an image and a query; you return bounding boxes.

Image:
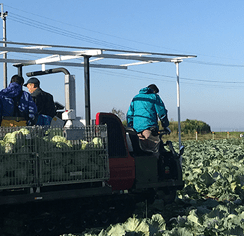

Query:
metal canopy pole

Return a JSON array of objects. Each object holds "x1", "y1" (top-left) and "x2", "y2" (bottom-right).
[
  {"x1": 175, "y1": 61, "x2": 182, "y2": 150},
  {"x1": 0, "y1": 4, "x2": 8, "y2": 88},
  {"x1": 0, "y1": 40, "x2": 196, "y2": 129},
  {"x1": 84, "y1": 56, "x2": 91, "y2": 126}
]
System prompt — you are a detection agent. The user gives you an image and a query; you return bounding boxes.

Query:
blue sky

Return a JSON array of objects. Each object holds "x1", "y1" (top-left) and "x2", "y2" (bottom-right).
[{"x1": 1, "y1": 0, "x2": 244, "y2": 131}]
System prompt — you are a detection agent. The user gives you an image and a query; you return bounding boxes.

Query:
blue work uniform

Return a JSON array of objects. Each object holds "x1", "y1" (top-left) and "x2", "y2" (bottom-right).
[{"x1": 0, "y1": 82, "x2": 37, "y2": 125}]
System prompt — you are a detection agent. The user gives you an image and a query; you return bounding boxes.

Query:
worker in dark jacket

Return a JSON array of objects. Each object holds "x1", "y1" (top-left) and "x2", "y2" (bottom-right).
[
  {"x1": 24, "y1": 77, "x2": 56, "y2": 125},
  {"x1": 0, "y1": 75, "x2": 37, "y2": 126},
  {"x1": 126, "y1": 84, "x2": 170, "y2": 153}
]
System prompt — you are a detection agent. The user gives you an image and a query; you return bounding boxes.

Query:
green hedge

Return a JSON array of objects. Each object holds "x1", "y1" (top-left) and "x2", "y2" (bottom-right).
[
  {"x1": 168, "y1": 119, "x2": 211, "y2": 134},
  {"x1": 123, "y1": 119, "x2": 211, "y2": 134}
]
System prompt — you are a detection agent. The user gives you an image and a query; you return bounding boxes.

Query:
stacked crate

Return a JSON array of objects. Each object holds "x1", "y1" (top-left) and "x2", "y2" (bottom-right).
[{"x1": 0, "y1": 125, "x2": 109, "y2": 190}]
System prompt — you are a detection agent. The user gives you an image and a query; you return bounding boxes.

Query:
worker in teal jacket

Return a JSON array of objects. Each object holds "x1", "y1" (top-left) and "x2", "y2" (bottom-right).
[
  {"x1": 126, "y1": 84, "x2": 170, "y2": 153},
  {"x1": 127, "y1": 84, "x2": 169, "y2": 132}
]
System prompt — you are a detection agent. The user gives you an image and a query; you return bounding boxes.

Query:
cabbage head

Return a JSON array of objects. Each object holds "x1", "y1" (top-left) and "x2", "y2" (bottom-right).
[
  {"x1": 18, "y1": 128, "x2": 30, "y2": 135},
  {"x1": 51, "y1": 135, "x2": 72, "y2": 149},
  {"x1": 3, "y1": 131, "x2": 26, "y2": 147},
  {"x1": 92, "y1": 137, "x2": 103, "y2": 148},
  {"x1": 80, "y1": 140, "x2": 88, "y2": 150},
  {"x1": 5, "y1": 142, "x2": 15, "y2": 154},
  {"x1": 3, "y1": 131, "x2": 18, "y2": 144},
  {"x1": 0, "y1": 140, "x2": 5, "y2": 154}
]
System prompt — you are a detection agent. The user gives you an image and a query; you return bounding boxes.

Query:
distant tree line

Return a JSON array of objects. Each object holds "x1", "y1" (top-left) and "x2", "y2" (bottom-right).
[
  {"x1": 111, "y1": 108, "x2": 125, "y2": 121},
  {"x1": 111, "y1": 109, "x2": 211, "y2": 134},
  {"x1": 162, "y1": 119, "x2": 211, "y2": 134},
  {"x1": 123, "y1": 118, "x2": 211, "y2": 134}
]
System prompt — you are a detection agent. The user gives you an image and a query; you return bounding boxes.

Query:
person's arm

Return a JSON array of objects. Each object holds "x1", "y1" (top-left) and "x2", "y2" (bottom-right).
[
  {"x1": 126, "y1": 101, "x2": 134, "y2": 128},
  {"x1": 160, "y1": 114, "x2": 169, "y2": 128},
  {"x1": 42, "y1": 92, "x2": 56, "y2": 118},
  {"x1": 34, "y1": 94, "x2": 45, "y2": 115},
  {"x1": 48, "y1": 94, "x2": 56, "y2": 118},
  {"x1": 155, "y1": 95, "x2": 169, "y2": 128},
  {"x1": 28, "y1": 94, "x2": 38, "y2": 125}
]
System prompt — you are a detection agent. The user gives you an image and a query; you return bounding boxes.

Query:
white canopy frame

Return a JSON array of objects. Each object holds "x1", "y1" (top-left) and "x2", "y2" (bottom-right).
[{"x1": 0, "y1": 40, "x2": 196, "y2": 150}]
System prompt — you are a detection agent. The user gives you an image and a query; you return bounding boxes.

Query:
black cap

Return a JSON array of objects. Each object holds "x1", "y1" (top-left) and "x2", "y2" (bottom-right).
[
  {"x1": 23, "y1": 77, "x2": 40, "y2": 87},
  {"x1": 148, "y1": 84, "x2": 159, "y2": 93}
]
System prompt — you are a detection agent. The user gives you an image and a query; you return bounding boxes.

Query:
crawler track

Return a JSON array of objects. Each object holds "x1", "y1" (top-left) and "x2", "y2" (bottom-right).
[{"x1": 0, "y1": 193, "x2": 141, "y2": 236}]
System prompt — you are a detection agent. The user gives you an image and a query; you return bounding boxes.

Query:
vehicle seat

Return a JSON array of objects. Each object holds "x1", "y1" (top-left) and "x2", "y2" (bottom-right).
[{"x1": 125, "y1": 127, "x2": 153, "y2": 156}]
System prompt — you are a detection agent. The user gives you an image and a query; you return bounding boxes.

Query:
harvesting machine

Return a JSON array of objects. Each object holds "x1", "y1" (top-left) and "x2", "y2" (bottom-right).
[{"x1": 0, "y1": 41, "x2": 196, "y2": 235}]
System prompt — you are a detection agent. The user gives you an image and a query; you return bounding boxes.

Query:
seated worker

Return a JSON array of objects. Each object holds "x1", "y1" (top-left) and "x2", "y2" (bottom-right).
[
  {"x1": 126, "y1": 84, "x2": 170, "y2": 154},
  {"x1": 24, "y1": 77, "x2": 56, "y2": 125},
  {"x1": 0, "y1": 75, "x2": 37, "y2": 126}
]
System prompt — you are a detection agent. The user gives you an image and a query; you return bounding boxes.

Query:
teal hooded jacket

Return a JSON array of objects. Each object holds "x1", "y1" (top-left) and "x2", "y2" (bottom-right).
[{"x1": 126, "y1": 87, "x2": 169, "y2": 133}]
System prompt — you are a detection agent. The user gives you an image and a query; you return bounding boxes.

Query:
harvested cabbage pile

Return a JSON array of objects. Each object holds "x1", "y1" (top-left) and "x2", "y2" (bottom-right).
[
  {"x1": 0, "y1": 127, "x2": 108, "y2": 187},
  {"x1": 0, "y1": 128, "x2": 34, "y2": 186}
]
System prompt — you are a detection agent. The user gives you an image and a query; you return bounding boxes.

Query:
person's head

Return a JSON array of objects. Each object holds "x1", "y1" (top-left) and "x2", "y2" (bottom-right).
[
  {"x1": 23, "y1": 77, "x2": 40, "y2": 94},
  {"x1": 10, "y1": 75, "x2": 24, "y2": 86},
  {"x1": 147, "y1": 84, "x2": 159, "y2": 93}
]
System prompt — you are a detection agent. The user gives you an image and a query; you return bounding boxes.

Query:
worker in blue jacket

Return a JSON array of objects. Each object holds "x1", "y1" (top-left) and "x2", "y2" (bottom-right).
[
  {"x1": 0, "y1": 75, "x2": 37, "y2": 126},
  {"x1": 126, "y1": 84, "x2": 170, "y2": 153}
]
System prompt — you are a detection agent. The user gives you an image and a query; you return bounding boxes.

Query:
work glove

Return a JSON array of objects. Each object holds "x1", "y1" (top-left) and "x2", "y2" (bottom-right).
[
  {"x1": 160, "y1": 114, "x2": 169, "y2": 128},
  {"x1": 164, "y1": 127, "x2": 171, "y2": 135}
]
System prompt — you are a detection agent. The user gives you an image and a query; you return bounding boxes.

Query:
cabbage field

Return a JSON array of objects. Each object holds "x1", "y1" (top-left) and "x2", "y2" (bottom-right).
[{"x1": 69, "y1": 138, "x2": 244, "y2": 236}]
